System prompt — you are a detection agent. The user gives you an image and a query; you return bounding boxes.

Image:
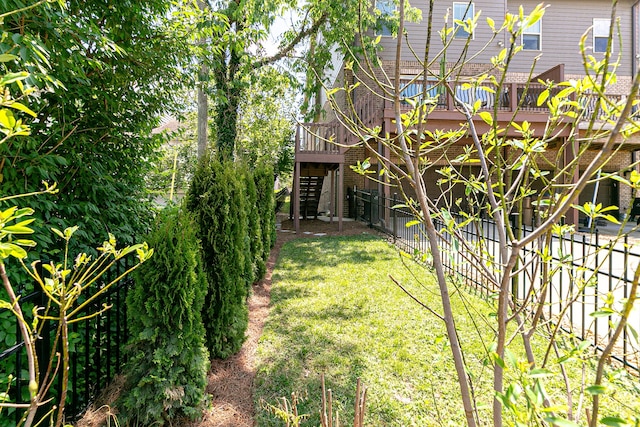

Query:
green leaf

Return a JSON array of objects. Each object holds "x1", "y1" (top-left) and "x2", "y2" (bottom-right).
[
  {"x1": 13, "y1": 239, "x2": 36, "y2": 247},
  {"x1": 0, "y1": 109, "x2": 16, "y2": 129},
  {"x1": 0, "y1": 242, "x2": 28, "y2": 259},
  {"x1": 478, "y1": 111, "x2": 493, "y2": 125},
  {"x1": 51, "y1": 227, "x2": 65, "y2": 239},
  {"x1": 504, "y1": 348, "x2": 517, "y2": 368},
  {"x1": 486, "y1": 17, "x2": 495, "y2": 31},
  {"x1": 529, "y1": 368, "x2": 554, "y2": 378},
  {"x1": 405, "y1": 220, "x2": 421, "y2": 228},
  {"x1": 7, "y1": 102, "x2": 37, "y2": 118},
  {"x1": 491, "y1": 352, "x2": 505, "y2": 368},
  {"x1": 0, "y1": 72, "x2": 29, "y2": 85},
  {"x1": 0, "y1": 54, "x2": 19, "y2": 63},
  {"x1": 626, "y1": 324, "x2": 638, "y2": 343},
  {"x1": 590, "y1": 308, "x2": 615, "y2": 317},
  {"x1": 2, "y1": 224, "x2": 35, "y2": 234},
  {"x1": 601, "y1": 416, "x2": 631, "y2": 427},
  {"x1": 543, "y1": 416, "x2": 580, "y2": 427},
  {"x1": 585, "y1": 384, "x2": 607, "y2": 395},
  {"x1": 537, "y1": 89, "x2": 549, "y2": 106},
  {"x1": 13, "y1": 207, "x2": 34, "y2": 219}
]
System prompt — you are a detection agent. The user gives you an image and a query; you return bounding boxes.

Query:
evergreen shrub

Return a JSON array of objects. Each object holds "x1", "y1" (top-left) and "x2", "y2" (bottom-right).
[
  {"x1": 186, "y1": 156, "x2": 249, "y2": 358},
  {"x1": 241, "y1": 164, "x2": 265, "y2": 282},
  {"x1": 120, "y1": 206, "x2": 209, "y2": 425},
  {"x1": 254, "y1": 163, "x2": 276, "y2": 252}
]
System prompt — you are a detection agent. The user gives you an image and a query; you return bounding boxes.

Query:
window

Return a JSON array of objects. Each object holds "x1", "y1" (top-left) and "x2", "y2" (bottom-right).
[
  {"x1": 453, "y1": 2, "x2": 474, "y2": 38},
  {"x1": 376, "y1": 0, "x2": 395, "y2": 36},
  {"x1": 593, "y1": 18, "x2": 610, "y2": 53},
  {"x1": 521, "y1": 19, "x2": 541, "y2": 50}
]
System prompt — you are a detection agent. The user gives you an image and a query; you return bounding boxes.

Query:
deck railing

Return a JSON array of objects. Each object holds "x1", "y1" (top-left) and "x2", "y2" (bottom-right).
[
  {"x1": 296, "y1": 121, "x2": 344, "y2": 154},
  {"x1": 296, "y1": 92, "x2": 381, "y2": 156},
  {"x1": 354, "y1": 189, "x2": 640, "y2": 373},
  {"x1": 296, "y1": 82, "x2": 635, "y2": 158},
  {"x1": 396, "y1": 78, "x2": 559, "y2": 113},
  {"x1": 396, "y1": 78, "x2": 633, "y2": 117}
]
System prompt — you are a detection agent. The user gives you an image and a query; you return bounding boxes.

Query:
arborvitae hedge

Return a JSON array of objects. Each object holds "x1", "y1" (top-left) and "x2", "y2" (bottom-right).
[
  {"x1": 254, "y1": 164, "x2": 276, "y2": 252},
  {"x1": 241, "y1": 164, "x2": 265, "y2": 282},
  {"x1": 186, "y1": 156, "x2": 249, "y2": 358},
  {"x1": 120, "y1": 206, "x2": 209, "y2": 425}
]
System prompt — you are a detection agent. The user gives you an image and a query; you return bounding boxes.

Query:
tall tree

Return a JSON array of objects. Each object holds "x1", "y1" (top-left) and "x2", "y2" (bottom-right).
[
  {"x1": 236, "y1": 66, "x2": 296, "y2": 176},
  {"x1": 182, "y1": 0, "x2": 372, "y2": 160}
]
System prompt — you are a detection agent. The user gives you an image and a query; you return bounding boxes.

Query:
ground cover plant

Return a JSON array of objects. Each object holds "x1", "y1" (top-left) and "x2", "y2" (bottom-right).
[{"x1": 254, "y1": 235, "x2": 640, "y2": 426}]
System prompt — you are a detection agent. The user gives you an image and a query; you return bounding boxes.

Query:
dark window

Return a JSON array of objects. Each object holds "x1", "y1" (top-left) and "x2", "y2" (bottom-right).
[
  {"x1": 522, "y1": 20, "x2": 541, "y2": 50},
  {"x1": 593, "y1": 18, "x2": 610, "y2": 53}
]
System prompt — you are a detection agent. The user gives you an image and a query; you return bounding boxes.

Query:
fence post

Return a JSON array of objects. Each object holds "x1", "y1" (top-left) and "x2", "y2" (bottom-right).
[{"x1": 392, "y1": 193, "x2": 398, "y2": 241}]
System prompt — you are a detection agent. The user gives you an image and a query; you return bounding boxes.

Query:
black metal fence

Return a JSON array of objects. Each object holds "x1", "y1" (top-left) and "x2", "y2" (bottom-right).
[
  {"x1": 354, "y1": 189, "x2": 640, "y2": 372},
  {"x1": 0, "y1": 258, "x2": 134, "y2": 425}
]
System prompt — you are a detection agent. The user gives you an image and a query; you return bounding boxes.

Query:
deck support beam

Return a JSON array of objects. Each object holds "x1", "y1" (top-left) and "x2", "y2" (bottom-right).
[
  {"x1": 338, "y1": 163, "x2": 344, "y2": 232},
  {"x1": 294, "y1": 160, "x2": 301, "y2": 233}
]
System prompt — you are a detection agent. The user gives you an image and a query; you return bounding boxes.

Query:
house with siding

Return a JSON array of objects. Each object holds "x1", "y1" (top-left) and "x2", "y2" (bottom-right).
[{"x1": 292, "y1": 0, "x2": 640, "y2": 232}]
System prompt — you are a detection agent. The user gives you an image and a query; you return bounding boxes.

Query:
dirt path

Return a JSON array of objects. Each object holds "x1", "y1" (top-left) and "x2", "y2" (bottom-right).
[{"x1": 192, "y1": 217, "x2": 376, "y2": 427}]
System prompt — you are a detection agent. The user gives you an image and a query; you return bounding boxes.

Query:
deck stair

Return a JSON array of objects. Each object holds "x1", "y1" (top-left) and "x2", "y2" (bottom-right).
[{"x1": 299, "y1": 174, "x2": 325, "y2": 219}]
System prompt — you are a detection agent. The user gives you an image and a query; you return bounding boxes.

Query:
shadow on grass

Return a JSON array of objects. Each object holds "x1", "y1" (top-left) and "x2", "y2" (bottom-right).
[
  {"x1": 276, "y1": 234, "x2": 395, "y2": 271},
  {"x1": 255, "y1": 235, "x2": 393, "y2": 426}
]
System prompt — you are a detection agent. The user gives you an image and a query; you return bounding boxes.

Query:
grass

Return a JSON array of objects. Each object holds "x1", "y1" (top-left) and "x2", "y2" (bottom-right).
[{"x1": 254, "y1": 234, "x2": 640, "y2": 426}]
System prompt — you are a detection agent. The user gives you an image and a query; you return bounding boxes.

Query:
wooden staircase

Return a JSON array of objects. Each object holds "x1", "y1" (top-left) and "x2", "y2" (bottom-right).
[{"x1": 298, "y1": 174, "x2": 324, "y2": 219}]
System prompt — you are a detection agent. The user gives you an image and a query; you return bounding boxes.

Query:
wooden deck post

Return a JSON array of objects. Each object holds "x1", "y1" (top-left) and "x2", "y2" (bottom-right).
[
  {"x1": 294, "y1": 161, "x2": 301, "y2": 233},
  {"x1": 294, "y1": 125, "x2": 301, "y2": 233},
  {"x1": 338, "y1": 163, "x2": 344, "y2": 232},
  {"x1": 329, "y1": 168, "x2": 335, "y2": 223}
]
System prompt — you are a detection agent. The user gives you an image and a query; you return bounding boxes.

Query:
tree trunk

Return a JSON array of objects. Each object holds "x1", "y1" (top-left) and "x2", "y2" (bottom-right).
[
  {"x1": 196, "y1": 0, "x2": 209, "y2": 159},
  {"x1": 197, "y1": 64, "x2": 208, "y2": 159}
]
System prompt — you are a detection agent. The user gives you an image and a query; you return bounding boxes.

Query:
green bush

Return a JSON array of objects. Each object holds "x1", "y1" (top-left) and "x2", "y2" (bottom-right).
[
  {"x1": 186, "y1": 156, "x2": 250, "y2": 358},
  {"x1": 254, "y1": 163, "x2": 276, "y2": 252},
  {"x1": 241, "y1": 164, "x2": 265, "y2": 283},
  {"x1": 120, "y1": 206, "x2": 209, "y2": 425}
]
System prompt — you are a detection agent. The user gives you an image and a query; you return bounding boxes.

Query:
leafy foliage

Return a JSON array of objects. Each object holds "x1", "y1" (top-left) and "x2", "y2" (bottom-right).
[
  {"x1": 121, "y1": 206, "x2": 209, "y2": 425},
  {"x1": 186, "y1": 157, "x2": 250, "y2": 358},
  {"x1": 236, "y1": 67, "x2": 296, "y2": 177},
  {"x1": 0, "y1": 0, "x2": 187, "y2": 261}
]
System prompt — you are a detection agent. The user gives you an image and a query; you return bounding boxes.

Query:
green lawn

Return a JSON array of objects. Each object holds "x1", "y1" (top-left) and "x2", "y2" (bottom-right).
[{"x1": 254, "y1": 234, "x2": 640, "y2": 426}]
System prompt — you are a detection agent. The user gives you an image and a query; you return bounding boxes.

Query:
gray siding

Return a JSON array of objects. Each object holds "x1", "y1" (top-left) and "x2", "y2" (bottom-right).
[
  {"x1": 510, "y1": 0, "x2": 634, "y2": 76},
  {"x1": 376, "y1": 0, "x2": 635, "y2": 77}
]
